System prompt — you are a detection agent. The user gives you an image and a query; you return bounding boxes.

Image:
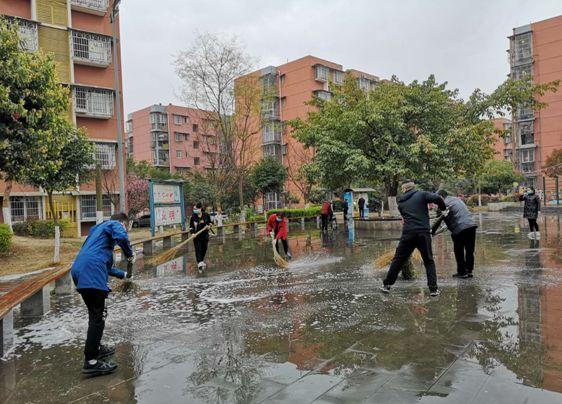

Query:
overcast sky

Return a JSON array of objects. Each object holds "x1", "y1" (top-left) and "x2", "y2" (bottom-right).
[{"x1": 119, "y1": 0, "x2": 561, "y2": 115}]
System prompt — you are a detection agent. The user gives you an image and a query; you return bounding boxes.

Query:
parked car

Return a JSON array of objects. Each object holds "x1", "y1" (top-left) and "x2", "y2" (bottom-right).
[{"x1": 131, "y1": 214, "x2": 151, "y2": 228}]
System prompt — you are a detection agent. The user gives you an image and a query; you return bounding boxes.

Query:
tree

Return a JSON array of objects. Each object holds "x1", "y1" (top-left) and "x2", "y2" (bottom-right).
[
  {"x1": 126, "y1": 174, "x2": 149, "y2": 218},
  {"x1": 292, "y1": 74, "x2": 559, "y2": 199},
  {"x1": 285, "y1": 141, "x2": 319, "y2": 205},
  {"x1": 249, "y1": 157, "x2": 287, "y2": 208},
  {"x1": 543, "y1": 149, "x2": 562, "y2": 178},
  {"x1": 175, "y1": 33, "x2": 262, "y2": 210},
  {"x1": 479, "y1": 160, "x2": 523, "y2": 194},
  {"x1": 0, "y1": 18, "x2": 72, "y2": 230}
]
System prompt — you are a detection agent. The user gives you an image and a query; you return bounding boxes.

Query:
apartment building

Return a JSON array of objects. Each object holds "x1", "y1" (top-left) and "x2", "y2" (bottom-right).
[
  {"x1": 242, "y1": 55, "x2": 380, "y2": 210},
  {"x1": 491, "y1": 118, "x2": 513, "y2": 161},
  {"x1": 0, "y1": 0, "x2": 125, "y2": 236},
  {"x1": 126, "y1": 104, "x2": 218, "y2": 175},
  {"x1": 506, "y1": 15, "x2": 562, "y2": 199}
]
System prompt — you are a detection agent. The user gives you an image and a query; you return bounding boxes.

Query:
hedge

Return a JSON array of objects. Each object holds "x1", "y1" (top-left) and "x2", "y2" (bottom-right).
[
  {"x1": 0, "y1": 224, "x2": 12, "y2": 254},
  {"x1": 13, "y1": 219, "x2": 70, "y2": 238},
  {"x1": 267, "y1": 206, "x2": 322, "y2": 219}
]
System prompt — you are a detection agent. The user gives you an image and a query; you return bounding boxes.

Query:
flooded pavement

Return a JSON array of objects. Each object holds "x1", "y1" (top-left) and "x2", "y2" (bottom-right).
[{"x1": 1, "y1": 212, "x2": 562, "y2": 403}]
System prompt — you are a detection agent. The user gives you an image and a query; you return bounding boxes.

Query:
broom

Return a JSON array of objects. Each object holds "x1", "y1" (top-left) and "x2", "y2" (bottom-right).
[
  {"x1": 114, "y1": 259, "x2": 139, "y2": 293},
  {"x1": 149, "y1": 225, "x2": 210, "y2": 266},
  {"x1": 374, "y1": 249, "x2": 422, "y2": 280},
  {"x1": 272, "y1": 237, "x2": 289, "y2": 268}
]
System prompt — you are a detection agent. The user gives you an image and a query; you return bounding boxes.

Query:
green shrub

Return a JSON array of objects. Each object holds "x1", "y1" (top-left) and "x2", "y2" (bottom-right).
[
  {"x1": 466, "y1": 194, "x2": 493, "y2": 207},
  {"x1": 0, "y1": 224, "x2": 12, "y2": 254},
  {"x1": 12, "y1": 219, "x2": 69, "y2": 238},
  {"x1": 267, "y1": 206, "x2": 321, "y2": 219}
]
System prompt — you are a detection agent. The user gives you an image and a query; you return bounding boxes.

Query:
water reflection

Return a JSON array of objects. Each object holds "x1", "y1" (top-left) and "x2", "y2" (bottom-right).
[{"x1": 0, "y1": 213, "x2": 561, "y2": 403}]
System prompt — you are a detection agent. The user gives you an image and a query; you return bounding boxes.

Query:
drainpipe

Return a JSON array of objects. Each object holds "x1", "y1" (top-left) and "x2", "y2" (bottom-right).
[{"x1": 110, "y1": 0, "x2": 126, "y2": 213}]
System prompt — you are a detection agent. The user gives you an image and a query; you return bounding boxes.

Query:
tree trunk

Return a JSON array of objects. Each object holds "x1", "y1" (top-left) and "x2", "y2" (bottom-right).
[
  {"x1": 238, "y1": 175, "x2": 244, "y2": 210},
  {"x1": 47, "y1": 191, "x2": 60, "y2": 264},
  {"x1": 2, "y1": 180, "x2": 13, "y2": 232}
]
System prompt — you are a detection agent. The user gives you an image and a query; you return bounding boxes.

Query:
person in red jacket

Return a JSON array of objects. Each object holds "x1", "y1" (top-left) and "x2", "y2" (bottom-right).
[
  {"x1": 320, "y1": 200, "x2": 333, "y2": 231},
  {"x1": 267, "y1": 211, "x2": 291, "y2": 259}
]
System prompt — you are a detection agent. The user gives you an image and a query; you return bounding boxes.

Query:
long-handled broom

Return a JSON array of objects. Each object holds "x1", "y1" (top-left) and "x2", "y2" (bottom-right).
[
  {"x1": 272, "y1": 237, "x2": 288, "y2": 268},
  {"x1": 150, "y1": 225, "x2": 210, "y2": 266},
  {"x1": 114, "y1": 259, "x2": 139, "y2": 293}
]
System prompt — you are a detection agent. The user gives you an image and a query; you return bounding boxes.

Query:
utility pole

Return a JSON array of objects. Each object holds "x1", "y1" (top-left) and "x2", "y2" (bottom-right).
[{"x1": 110, "y1": 0, "x2": 126, "y2": 213}]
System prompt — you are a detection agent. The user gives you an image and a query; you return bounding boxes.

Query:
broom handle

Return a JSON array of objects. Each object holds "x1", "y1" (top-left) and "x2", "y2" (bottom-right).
[{"x1": 174, "y1": 225, "x2": 210, "y2": 250}]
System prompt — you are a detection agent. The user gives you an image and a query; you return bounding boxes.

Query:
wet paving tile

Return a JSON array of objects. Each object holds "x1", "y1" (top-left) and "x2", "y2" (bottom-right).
[{"x1": 1, "y1": 212, "x2": 562, "y2": 403}]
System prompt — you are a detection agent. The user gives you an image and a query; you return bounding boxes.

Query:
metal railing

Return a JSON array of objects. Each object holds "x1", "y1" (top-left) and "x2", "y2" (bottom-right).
[
  {"x1": 70, "y1": 0, "x2": 109, "y2": 13},
  {"x1": 18, "y1": 20, "x2": 38, "y2": 52},
  {"x1": 73, "y1": 86, "x2": 114, "y2": 118},
  {"x1": 71, "y1": 30, "x2": 111, "y2": 66}
]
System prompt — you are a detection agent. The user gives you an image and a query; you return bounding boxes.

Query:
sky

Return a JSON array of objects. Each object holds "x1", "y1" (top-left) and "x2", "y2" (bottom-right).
[{"x1": 119, "y1": 0, "x2": 562, "y2": 115}]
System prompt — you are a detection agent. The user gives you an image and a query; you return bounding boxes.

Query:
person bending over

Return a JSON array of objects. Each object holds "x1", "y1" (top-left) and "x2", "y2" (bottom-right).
[{"x1": 267, "y1": 211, "x2": 292, "y2": 259}]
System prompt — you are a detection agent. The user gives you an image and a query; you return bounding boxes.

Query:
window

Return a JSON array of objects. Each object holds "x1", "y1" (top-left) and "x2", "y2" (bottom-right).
[
  {"x1": 150, "y1": 112, "x2": 168, "y2": 130},
  {"x1": 192, "y1": 124, "x2": 198, "y2": 132},
  {"x1": 10, "y1": 196, "x2": 42, "y2": 222},
  {"x1": 71, "y1": 0, "x2": 109, "y2": 13},
  {"x1": 17, "y1": 19, "x2": 38, "y2": 52},
  {"x1": 176, "y1": 150, "x2": 182, "y2": 158},
  {"x1": 194, "y1": 157, "x2": 200, "y2": 165},
  {"x1": 279, "y1": 74, "x2": 286, "y2": 87},
  {"x1": 125, "y1": 120, "x2": 133, "y2": 133},
  {"x1": 73, "y1": 86, "x2": 114, "y2": 118},
  {"x1": 263, "y1": 144, "x2": 279, "y2": 157},
  {"x1": 173, "y1": 114, "x2": 188, "y2": 125},
  {"x1": 80, "y1": 195, "x2": 112, "y2": 220},
  {"x1": 265, "y1": 192, "x2": 280, "y2": 210},
  {"x1": 175, "y1": 132, "x2": 186, "y2": 142},
  {"x1": 315, "y1": 65, "x2": 329, "y2": 81},
  {"x1": 520, "y1": 148, "x2": 535, "y2": 163},
  {"x1": 72, "y1": 30, "x2": 111, "y2": 66},
  {"x1": 193, "y1": 141, "x2": 199, "y2": 149},
  {"x1": 334, "y1": 70, "x2": 344, "y2": 84},
  {"x1": 314, "y1": 90, "x2": 332, "y2": 101},
  {"x1": 93, "y1": 142, "x2": 116, "y2": 169}
]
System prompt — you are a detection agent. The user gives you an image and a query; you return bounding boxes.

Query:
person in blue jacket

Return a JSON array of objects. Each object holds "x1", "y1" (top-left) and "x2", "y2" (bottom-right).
[{"x1": 71, "y1": 212, "x2": 135, "y2": 376}]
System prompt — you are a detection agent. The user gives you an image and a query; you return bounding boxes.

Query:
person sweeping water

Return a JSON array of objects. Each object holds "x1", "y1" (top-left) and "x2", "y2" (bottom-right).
[
  {"x1": 267, "y1": 211, "x2": 292, "y2": 259},
  {"x1": 71, "y1": 212, "x2": 135, "y2": 376},
  {"x1": 189, "y1": 202, "x2": 213, "y2": 270},
  {"x1": 380, "y1": 180, "x2": 447, "y2": 297}
]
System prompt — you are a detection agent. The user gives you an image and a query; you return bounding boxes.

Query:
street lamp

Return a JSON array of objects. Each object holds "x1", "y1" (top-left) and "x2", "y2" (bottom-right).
[{"x1": 110, "y1": 0, "x2": 126, "y2": 213}]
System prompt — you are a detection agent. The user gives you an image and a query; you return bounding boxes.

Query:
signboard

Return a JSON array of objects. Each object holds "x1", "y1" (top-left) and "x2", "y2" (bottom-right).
[
  {"x1": 156, "y1": 256, "x2": 185, "y2": 277},
  {"x1": 154, "y1": 206, "x2": 182, "y2": 226},
  {"x1": 149, "y1": 180, "x2": 186, "y2": 236}
]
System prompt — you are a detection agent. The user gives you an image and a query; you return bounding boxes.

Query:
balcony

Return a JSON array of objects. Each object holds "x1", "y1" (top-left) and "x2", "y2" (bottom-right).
[
  {"x1": 315, "y1": 65, "x2": 329, "y2": 82},
  {"x1": 262, "y1": 130, "x2": 282, "y2": 145},
  {"x1": 93, "y1": 142, "x2": 116, "y2": 170},
  {"x1": 73, "y1": 86, "x2": 114, "y2": 119},
  {"x1": 72, "y1": 30, "x2": 112, "y2": 67},
  {"x1": 261, "y1": 102, "x2": 280, "y2": 121},
  {"x1": 70, "y1": 0, "x2": 109, "y2": 16},
  {"x1": 515, "y1": 107, "x2": 534, "y2": 121},
  {"x1": 17, "y1": 19, "x2": 38, "y2": 52},
  {"x1": 314, "y1": 90, "x2": 332, "y2": 101}
]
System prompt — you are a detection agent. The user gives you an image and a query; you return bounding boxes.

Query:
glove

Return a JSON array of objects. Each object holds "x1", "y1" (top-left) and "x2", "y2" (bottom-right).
[
  {"x1": 127, "y1": 251, "x2": 137, "y2": 264},
  {"x1": 442, "y1": 209, "x2": 450, "y2": 217},
  {"x1": 269, "y1": 231, "x2": 275, "y2": 239}
]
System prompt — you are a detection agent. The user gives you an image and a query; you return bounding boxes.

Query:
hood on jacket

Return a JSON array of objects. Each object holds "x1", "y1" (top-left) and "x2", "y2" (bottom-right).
[{"x1": 399, "y1": 189, "x2": 417, "y2": 203}]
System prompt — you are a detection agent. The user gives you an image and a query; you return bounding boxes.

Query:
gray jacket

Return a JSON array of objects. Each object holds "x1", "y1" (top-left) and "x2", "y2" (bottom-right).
[{"x1": 438, "y1": 196, "x2": 477, "y2": 235}]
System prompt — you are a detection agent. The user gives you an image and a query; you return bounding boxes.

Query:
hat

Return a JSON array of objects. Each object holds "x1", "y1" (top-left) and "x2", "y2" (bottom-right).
[{"x1": 401, "y1": 180, "x2": 416, "y2": 192}]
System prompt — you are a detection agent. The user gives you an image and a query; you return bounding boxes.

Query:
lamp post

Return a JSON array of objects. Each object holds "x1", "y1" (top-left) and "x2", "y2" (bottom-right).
[{"x1": 110, "y1": 0, "x2": 126, "y2": 213}]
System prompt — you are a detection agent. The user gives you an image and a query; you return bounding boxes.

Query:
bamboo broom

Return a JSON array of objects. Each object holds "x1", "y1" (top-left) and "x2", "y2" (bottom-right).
[
  {"x1": 374, "y1": 249, "x2": 422, "y2": 280},
  {"x1": 149, "y1": 225, "x2": 210, "y2": 266},
  {"x1": 272, "y1": 237, "x2": 289, "y2": 268}
]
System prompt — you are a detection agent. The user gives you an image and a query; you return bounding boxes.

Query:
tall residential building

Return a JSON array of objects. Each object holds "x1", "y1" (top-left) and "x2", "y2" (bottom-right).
[
  {"x1": 507, "y1": 15, "x2": 562, "y2": 197},
  {"x1": 126, "y1": 104, "x2": 218, "y2": 175},
  {"x1": 241, "y1": 55, "x2": 380, "y2": 210},
  {"x1": 0, "y1": 0, "x2": 125, "y2": 236},
  {"x1": 491, "y1": 118, "x2": 513, "y2": 161}
]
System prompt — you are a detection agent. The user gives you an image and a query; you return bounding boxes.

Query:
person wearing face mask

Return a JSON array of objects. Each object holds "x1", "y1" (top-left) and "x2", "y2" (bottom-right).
[
  {"x1": 71, "y1": 212, "x2": 135, "y2": 376},
  {"x1": 189, "y1": 202, "x2": 213, "y2": 269},
  {"x1": 266, "y1": 211, "x2": 292, "y2": 259},
  {"x1": 519, "y1": 187, "x2": 541, "y2": 239}
]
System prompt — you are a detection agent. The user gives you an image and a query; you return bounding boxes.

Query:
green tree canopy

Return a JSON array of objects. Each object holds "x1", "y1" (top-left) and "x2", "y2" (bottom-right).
[
  {"x1": 543, "y1": 149, "x2": 562, "y2": 178},
  {"x1": 291, "y1": 74, "x2": 558, "y2": 196},
  {"x1": 479, "y1": 160, "x2": 523, "y2": 194},
  {"x1": 249, "y1": 157, "x2": 287, "y2": 197}
]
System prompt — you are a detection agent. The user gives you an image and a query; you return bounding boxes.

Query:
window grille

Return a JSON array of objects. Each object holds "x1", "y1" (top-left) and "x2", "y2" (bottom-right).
[
  {"x1": 10, "y1": 196, "x2": 42, "y2": 222},
  {"x1": 176, "y1": 150, "x2": 182, "y2": 158},
  {"x1": 80, "y1": 195, "x2": 112, "y2": 219},
  {"x1": 315, "y1": 65, "x2": 329, "y2": 81},
  {"x1": 73, "y1": 86, "x2": 114, "y2": 118},
  {"x1": 334, "y1": 71, "x2": 344, "y2": 84},
  {"x1": 72, "y1": 30, "x2": 111, "y2": 66},
  {"x1": 93, "y1": 142, "x2": 116, "y2": 169},
  {"x1": 18, "y1": 20, "x2": 38, "y2": 52},
  {"x1": 71, "y1": 0, "x2": 109, "y2": 13}
]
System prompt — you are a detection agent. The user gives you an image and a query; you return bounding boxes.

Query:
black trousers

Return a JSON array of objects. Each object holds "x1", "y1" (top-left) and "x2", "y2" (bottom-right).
[
  {"x1": 343, "y1": 209, "x2": 348, "y2": 220},
  {"x1": 79, "y1": 288, "x2": 108, "y2": 361},
  {"x1": 275, "y1": 238, "x2": 289, "y2": 255},
  {"x1": 527, "y1": 218, "x2": 539, "y2": 232},
  {"x1": 194, "y1": 236, "x2": 209, "y2": 263},
  {"x1": 383, "y1": 232, "x2": 438, "y2": 291},
  {"x1": 321, "y1": 214, "x2": 329, "y2": 230},
  {"x1": 359, "y1": 207, "x2": 365, "y2": 218},
  {"x1": 451, "y1": 227, "x2": 477, "y2": 275}
]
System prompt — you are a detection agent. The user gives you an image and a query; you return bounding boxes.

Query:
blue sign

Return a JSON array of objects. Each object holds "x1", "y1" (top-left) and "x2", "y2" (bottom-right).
[{"x1": 149, "y1": 180, "x2": 186, "y2": 236}]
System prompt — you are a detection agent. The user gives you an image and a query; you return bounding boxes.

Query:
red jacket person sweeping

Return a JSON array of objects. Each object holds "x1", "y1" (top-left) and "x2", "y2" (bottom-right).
[
  {"x1": 71, "y1": 212, "x2": 135, "y2": 376},
  {"x1": 267, "y1": 211, "x2": 291, "y2": 259}
]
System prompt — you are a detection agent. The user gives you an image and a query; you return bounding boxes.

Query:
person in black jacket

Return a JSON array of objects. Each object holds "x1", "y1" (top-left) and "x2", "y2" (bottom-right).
[
  {"x1": 381, "y1": 180, "x2": 447, "y2": 296},
  {"x1": 358, "y1": 197, "x2": 366, "y2": 219},
  {"x1": 519, "y1": 187, "x2": 541, "y2": 239},
  {"x1": 433, "y1": 190, "x2": 478, "y2": 278},
  {"x1": 189, "y1": 202, "x2": 212, "y2": 270}
]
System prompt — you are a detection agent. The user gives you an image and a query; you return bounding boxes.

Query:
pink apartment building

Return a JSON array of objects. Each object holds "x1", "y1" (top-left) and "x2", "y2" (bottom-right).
[{"x1": 126, "y1": 104, "x2": 218, "y2": 175}]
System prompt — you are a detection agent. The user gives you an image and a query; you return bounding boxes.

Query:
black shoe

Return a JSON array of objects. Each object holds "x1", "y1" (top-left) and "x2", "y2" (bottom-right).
[
  {"x1": 97, "y1": 344, "x2": 116, "y2": 360},
  {"x1": 453, "y1": 273, "x2": 469, "y2": 279},
  {"x1": 467, "y1": 273, "x2": 474, "y2": 278},
  {"x1": 380, "y1": 284, "x2": 391, "y2": 294},
  {"x1": 430, "y1": 289, "x2": 441, "y2": 297},
  {"x1": 82, "y1": 359, "x2": 117, "y2": 376}
]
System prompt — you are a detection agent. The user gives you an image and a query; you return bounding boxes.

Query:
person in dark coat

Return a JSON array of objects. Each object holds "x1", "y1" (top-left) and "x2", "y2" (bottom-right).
[
  {"x1": 71, "y1": 212, "x2": 135, "y2": 376},
  {"x1": 433, "y1": 190, "x2": 478, "y2": 278},
  {"x1": 358, "y1": 197, "x2": 366, "y2": 219},
  {"x1": 190, "y1": 202, "x2": 213, "y2": 270},
  {"x1": 381, "y1": 180, "x2": 447, "y2": 296},
  {"x1": 519, "y1": 188, "x2": 541, "y2": 239},
  {"x1": 342, "y1": 199, "x2": 349, "y2": 221}
]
